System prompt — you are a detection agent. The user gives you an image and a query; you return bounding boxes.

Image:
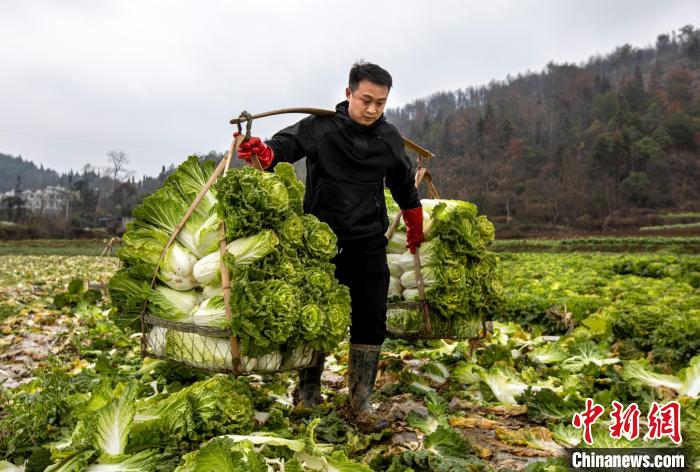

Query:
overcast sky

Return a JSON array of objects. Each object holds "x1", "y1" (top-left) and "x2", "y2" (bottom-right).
[{"x1": 1, "y1": 0, "x2": 699, "y2": 177}]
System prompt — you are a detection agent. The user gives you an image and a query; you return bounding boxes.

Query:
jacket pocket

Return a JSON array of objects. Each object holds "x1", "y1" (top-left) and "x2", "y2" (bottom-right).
[{"x1": 310, "y1": 177, "x2": 384, "y2": 237}]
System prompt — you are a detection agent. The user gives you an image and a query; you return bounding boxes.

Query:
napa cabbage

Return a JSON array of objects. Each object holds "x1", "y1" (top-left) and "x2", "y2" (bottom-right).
[
  {"x1": 214, "y1": 165, "x2": 290, "y2": 240},
  {"x1": 119, "y1": 223, "x2": 198, "y2": 290},
  {"x1": 191, "y1": 296, "x2": 227, "y2": 328},
  {"x1": 147, "y1": 286, "x2": 200, "y2": 322},
  {"x1": 192, "y1": 230, "x2": 279, "y2": 285},
  {"x1": 230, "y1": 280, "x2": 300, "y2": 357}
]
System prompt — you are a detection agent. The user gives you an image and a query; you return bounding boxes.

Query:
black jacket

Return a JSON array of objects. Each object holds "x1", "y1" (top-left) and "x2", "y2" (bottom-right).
[{"x1": 266, "y1": 101, "x2": 421, "y2": 241}]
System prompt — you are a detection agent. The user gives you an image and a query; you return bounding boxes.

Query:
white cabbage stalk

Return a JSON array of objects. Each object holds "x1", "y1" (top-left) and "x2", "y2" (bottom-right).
[
  {"x1": 192, "y1": 212, "x2": 221, "y2": 257},
  {"x1": 152, "y1": 285, "x2": 200, "y2": 320},
  {"x1": 255, "y1": 351, "x2": 283, "y2": 372},
  {"x1": 622, "y1": 361, "x2": 683, "y2": 391},
  {"x1": 202, "y1": 283, "x2": 223, "y2": 299},
  {"x1": 418, "y1": 199, "x2": 443, "y2": 238},
  {"x1": 527, "y1": 343, "x2": 569, "y2": 365},
  {"x1": 420, "y1": 198, "x2": 476, "y2": 239},
  {"x1": 193, "y1": 250, "x2": 224, "y2": 286},
  {"x1": 387, "y1": 232, "x2": 407, "y2": 254},
  {"x1": 400, "y1": 268, "x2": 437, "y2": 289},
  {"x1": 193, "y1": 230, "x2": 279, "y2": 285},
  {"x1": 403, "y1": 288, "x2": 419, "y2": 301},
  {"x1": 681, "y1": 356, "x2": 700, "y2": 398},
  {"x1": 94, "y1": 389, "x2": 136, "y2": 456},
  {"x1": 166, "y1": 331, "x2": 233, "y2": 370},
  {"x1": 159, "y1": 273, "x2": 198, "y2": 291},
  {"x1": 398, "y1": 251, "x2": 414, "y2": 272},
  {"x1": 147, "y1": 326, "x2": 167, "y2": 356},
  {"x1": 159, "y1": 243, "x2": 198, "y2": 290},
  {"x1": 281, "y1": 345, "x2": 315, "y2": 370},
  {"x1": 86, "y1": 449, "x2": 160, "y2": 471},
  {"x1": 621, "y1": 356, "x2": 700, "y2": 399},
  {"x1": 480, "y1": 370, "x2": 529, "y2": 404},
  {"x1": 398, "y1": 239, "x2": 439, "y2": 272},
  {"x1": 387, "y1": 253, "x2": 403, "y2": 277},
  {"x1": 192, "y1": 297, "x2": 227, "y2": 328},
  {"x1": 420, "y1": 198, "x2": 443, "y2": 213},
  {"x1": 388, "y1": 277, "x2": 402, "y2": 298},
  {"x1": 241, "y1": 356, "x2": 258, "y2": 372},
  {"x1": 0, "y1": 461, "x2": 24, "y2": 471}
]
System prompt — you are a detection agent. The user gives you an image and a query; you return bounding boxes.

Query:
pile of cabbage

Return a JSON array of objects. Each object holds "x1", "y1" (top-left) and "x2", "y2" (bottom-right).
[
  {"x1": 108, "y1": 157, "x2": 350, "y2": 372},
  {"x1": 385, "y1": 191, "x2": 502, "y2": 338}
]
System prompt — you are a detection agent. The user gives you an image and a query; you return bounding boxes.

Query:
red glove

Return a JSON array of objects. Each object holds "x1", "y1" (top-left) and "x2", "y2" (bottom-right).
[
  {"x1": 233, "y1": 132, "x2": 275, "y2": 169},
  {"x1": 402, "y1": 207, "x2": 424, "y2": 254}
]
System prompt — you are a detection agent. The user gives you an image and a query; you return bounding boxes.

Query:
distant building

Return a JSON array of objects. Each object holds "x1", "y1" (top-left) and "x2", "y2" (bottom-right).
[{"x1": 0, "y1": 186, "x2": 72, "y2": 214}]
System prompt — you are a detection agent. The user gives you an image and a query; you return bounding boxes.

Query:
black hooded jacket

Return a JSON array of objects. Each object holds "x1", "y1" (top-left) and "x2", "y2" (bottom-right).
[{"x1": 266, "y1": 101, "x2": 420, "y2": 241}]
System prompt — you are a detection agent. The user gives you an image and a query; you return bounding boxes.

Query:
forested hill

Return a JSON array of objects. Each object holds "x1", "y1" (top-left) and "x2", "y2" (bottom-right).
[
  {"x1": 387, "y1": 26, "x2": 700, "y2": 231},
  {"x1": 0, "y1": 153, "x2": 60, "y2": 192}
]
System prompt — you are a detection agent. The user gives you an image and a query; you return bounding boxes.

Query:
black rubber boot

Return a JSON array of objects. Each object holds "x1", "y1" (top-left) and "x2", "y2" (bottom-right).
[
  {"x1": 348, "y1": 343, "x2": 388, "y2": 431},
  {"x1": 297, "y1": 352, "x2": 325, "y2": 408}
]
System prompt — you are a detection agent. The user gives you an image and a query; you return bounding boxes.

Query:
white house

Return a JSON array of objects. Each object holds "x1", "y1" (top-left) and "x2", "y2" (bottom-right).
[{"x1": 1, "y1": 186, "x2": 71, "y2": 214}]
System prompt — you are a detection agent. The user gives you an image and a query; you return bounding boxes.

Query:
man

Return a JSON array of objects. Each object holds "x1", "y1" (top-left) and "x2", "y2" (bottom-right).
[{"x1": 236, "y1": 62, "x2": 424, "y2": 425}]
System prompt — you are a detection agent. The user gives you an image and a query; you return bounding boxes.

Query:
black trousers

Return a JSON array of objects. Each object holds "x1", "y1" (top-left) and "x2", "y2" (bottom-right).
[{"x1": 332, "y1": 234, "x2": 390, "y2": 346}]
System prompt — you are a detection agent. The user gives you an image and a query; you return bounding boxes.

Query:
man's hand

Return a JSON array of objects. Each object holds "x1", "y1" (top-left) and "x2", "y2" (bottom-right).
[
  {"x1": 402, "y1": 207, "x2": 424, "y2": 254},
  {"x1": 234, "y1": 132, "x2": 275, "y2": 169}
]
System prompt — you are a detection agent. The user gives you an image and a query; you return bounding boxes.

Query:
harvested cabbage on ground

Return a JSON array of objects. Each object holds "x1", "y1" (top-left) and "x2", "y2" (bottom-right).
[
  {"x1": 108, "y1": 157, "x2": 350, "y2": 370},
  {"x1": 2, "y1": 251, "x2": 698, "y2": 470}
]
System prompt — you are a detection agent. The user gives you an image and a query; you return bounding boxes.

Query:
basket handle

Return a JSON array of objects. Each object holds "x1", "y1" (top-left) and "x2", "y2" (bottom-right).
[
  {"x1": 412, "y1": 248, "x2": 432, "y2": 333},
  {"x1": 415, "y1": 159, "x2": 440, "y2": 199}
]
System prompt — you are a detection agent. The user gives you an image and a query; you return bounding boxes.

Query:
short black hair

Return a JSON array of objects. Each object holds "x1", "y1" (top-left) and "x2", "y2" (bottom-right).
[{"x1": 349, "y1": 61, "x2": 393, "y2": 92}]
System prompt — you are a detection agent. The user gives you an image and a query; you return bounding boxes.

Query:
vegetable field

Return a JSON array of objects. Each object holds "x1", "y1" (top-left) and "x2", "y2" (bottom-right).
[{"x1": 1, "y1": 248, "x2": 699, "y2": 471}]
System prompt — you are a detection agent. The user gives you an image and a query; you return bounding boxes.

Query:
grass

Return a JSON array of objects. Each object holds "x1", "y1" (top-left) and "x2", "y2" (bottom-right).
[
  {"x1": 639, "y1": 221, "x2": 700, "y2": 231},
  {"x1": 492, "y1": 236, "x2": 700, "y2": 254},
  {"x1": 660, "y1": 211, "x2": 700, "y2": 220},
  {"x1": 0, "y1": 239, "x2": 120, "y2": 256}
]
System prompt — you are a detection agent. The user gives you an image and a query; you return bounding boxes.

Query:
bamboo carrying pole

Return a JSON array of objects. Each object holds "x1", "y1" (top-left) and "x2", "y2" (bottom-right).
[
  {"x1": 139, "y1": 107, "x2": 442, "y2": 363},
  {"x1": 231, "y1": 107, "x2": 436, "y2": 161}
]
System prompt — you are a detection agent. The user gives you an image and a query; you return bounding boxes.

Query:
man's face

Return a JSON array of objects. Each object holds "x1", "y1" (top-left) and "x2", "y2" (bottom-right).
[{"x1": 345, "y1": 80, "x2": 389, "y2": 126}]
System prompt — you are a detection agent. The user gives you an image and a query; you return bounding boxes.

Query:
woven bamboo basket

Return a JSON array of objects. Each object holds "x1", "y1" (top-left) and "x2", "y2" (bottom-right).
[
  {"x1": 385, "y1": 145, "x2": 491, "y2": 341},
  {"x1": 139, "y1": 112, "x2": 319, "y2": 374}
]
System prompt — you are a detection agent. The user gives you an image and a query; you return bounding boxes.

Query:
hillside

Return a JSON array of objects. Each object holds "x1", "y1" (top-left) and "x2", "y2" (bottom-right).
[
  {"x1": 387, "y1": 25, "x2": 700, "y2": 233},
  {"x1": 0, "y1": 153, "x2": 60, "y2": 192}
]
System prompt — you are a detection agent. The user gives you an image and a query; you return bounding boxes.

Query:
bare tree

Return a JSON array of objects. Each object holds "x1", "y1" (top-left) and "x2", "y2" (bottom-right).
[{"x1": 106, "y1": 150, "x2": 130, "y2": 182}]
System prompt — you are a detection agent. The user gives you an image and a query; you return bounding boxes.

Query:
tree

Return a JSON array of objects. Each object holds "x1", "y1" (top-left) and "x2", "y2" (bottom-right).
[
  {"x1": 622, "y1": 67, "x2": 647, "y2": 113},
  {"x1": 107, "y1": 181, "x2": 139, "y2": 218},
  {"x1": 665, "y1": 112, "x2": 697, "y2": 149},
  {"x1": 71, "y1": 180, "x2": 99, "y2": 226},
  {"x1": 619, "y1": 171, "x2": 650, "y2": 206},
  {"x1": 679, "y1": 24, "x2": 700, "y2": 61},
  {"x1": 665, "y1": 69, "x2": 693, "y2": 108},
  {"x1": 106, "y1": 150, "x2": 131, "y2": 182},
  {"x1": 2, "y1": 175, "x2": 26, "y2": 222}
]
